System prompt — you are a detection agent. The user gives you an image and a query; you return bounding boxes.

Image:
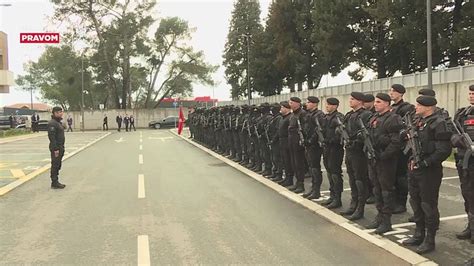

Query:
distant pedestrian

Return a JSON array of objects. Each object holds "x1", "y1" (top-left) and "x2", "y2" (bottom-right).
[
  {"x1": 124, "y1": 114, "x2": 130, "y2": 132},
  {"x1": 48, "y1": 106, "x2": 66, "y2": 189},
  {"x1": 103, "y1": 114, "x2": 108, "y2": 131},
  {"x1": 116, "y1": 114, "x2": 123, "y2": 132},
  {"x1": 130, "y1": 115, "x2": 136, "y2": 131},
  {"x1": 31, "y1": 113, "x2": 39, "y2": 132},
  {"x1": 8, "y1": 113, "x2": 14, "y2": 128},
  {"x1": 67, "y1": 115, "x2": 73, "y2": 132}
]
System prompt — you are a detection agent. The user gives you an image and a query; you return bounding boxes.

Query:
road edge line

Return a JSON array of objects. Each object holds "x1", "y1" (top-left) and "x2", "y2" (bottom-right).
[
  {"x1": 171, "y1": 129, "x2": 436, "y2": 266},
  {"x1": 0, "y1": 132, "x2": 111, "y2": 196}
]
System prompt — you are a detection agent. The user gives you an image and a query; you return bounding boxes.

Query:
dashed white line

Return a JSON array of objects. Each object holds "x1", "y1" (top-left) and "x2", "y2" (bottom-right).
[
  {"x1": 443, "y1": 176, "x2": 459, "y2": 180},
  {"x1": 139, "y1": 145, "x2": 143, "y2": 150},
  {"x1": 140, "y1": 139, "x2": 143, "y2": 143},
  {"x1": 139, "y1": 154, "x2": 143, "y2": 164},
  {"x1": 137, "y1": 235, "x2": 150, "y2": 266},
  {"x1": 392, "y1": 214, "x2": 468, "y2": 228},
  {"x1": 138, "y1": 174, "x2": 145, "y2": 199}
]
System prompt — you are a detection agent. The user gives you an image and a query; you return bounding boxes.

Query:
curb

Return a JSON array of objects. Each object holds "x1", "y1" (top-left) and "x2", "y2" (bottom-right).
[
  {"x1": 0, "y1": 132, "x2": 47, "y2": 144},
  {"x1": 0, "y1": 132, "x2": 111, "y2": 196},
  {"x1": 171, "y1": 129, "x2": 436, "y2": 266}
]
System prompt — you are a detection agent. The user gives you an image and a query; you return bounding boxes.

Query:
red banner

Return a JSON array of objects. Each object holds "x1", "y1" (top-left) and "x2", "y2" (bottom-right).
[
  {"x1": 178, "y1": 106, "x2": 185, "y2": 135},
  {"x1": 20, "y1": 33, "x2": 60, "y2": 44}
]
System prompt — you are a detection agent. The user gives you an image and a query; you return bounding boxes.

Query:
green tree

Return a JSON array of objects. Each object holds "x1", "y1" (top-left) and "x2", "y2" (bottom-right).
[{"x1": 223, "y1": 0, "x2": 263, "y2": 99}]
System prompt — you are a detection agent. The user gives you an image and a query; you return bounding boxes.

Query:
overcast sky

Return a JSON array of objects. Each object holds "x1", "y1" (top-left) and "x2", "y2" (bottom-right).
[{"x1": 0, "y1": 0, "x2": 370, "y2": 107}]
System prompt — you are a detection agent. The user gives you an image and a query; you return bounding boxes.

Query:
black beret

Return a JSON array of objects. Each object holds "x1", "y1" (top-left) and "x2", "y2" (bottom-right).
[
  {"x1": 469, "y1": 84, "x2": 474, "y2": 91},
  {"x1": 52, "y1": 106, "x2": 63, "y2": 113},
  {"x1": 418, "y1": 88, "x2": 436, "y2": 96},
  {"x1": 391, "y1": 84, "x2": 406, "y2": 94},
  {"x1": 351, "y1": 91, "x2": 365, "y2": 101},
  {"x1": 376, "y1": 93, "x2": 391, "y2": 102},
  {"x1": 290, "y1": 97, "x2": 302, "y2": 103},
  {"x1": 326, "y1": 97, "x2": 340, "y2": 105},
  {"x1": 307, "y1": 96, "x2": 320, "y2": 104},
  {"x1": 363, "y1": 94, "x2": 375, "y2": 103},
  {"x1": 416, "y1": 96, "x2": 437, "y2": 106},
  {"x1": 280, "y1": 101, "x2": 290, "y2": 109}
]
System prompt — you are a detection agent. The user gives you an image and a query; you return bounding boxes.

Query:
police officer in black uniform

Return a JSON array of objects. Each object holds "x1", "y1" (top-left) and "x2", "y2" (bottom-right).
[
  {"x1": 321, "y1": 97, "x2": 345, "y2": 209},
  {"x1": 340, "y1": 92, "x2": 372, "y2": 220},
  {"x1": 366, "y1": 93, "x2": 403, "y2": 234},
  {"x1": 451, "y1": 84, "x2": 474, "y2": 244},
  {"x1": 389, "y1": 84, "x2": 415, "y2": 214},
  {"x1": 363, "y1": 94, "x2": 376, "y2": 205},
  {"x1": 48, "y1": 107, "x2": 66, "y2": 189},
  {"x1": 302, "y1": 96, "x2": 325, "y2": 200},
  {"x1": 402, "y1": 95, "x2": 452, "y2": 254},
  {"x1": 288, "y1": 97, "x2": 307, "y2": 194},
  {"x1": 267, "y1": 103, "x2": 283, "y2": 182},
  {"x1": 278, "y1": 101, "x2": 295, "y2": 187}
]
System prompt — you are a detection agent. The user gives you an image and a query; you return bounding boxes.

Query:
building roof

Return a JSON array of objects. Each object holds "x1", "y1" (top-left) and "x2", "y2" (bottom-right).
[{"x1": 5, "y1": 103, "x2": 51, "y2": 111}]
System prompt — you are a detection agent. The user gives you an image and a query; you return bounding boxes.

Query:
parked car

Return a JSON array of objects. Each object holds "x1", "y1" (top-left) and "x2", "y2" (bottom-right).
[{"x1": 148, "y1": 116, "x2": 179, "y2": 129}]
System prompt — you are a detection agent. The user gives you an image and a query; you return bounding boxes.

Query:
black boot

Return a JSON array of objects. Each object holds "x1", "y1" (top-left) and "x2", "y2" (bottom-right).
[
  {"x1": 456, "y1": 220, "x2": 471, "y2": 240},
  {"x1": 366, "y1": 195, "x2": 375, "y2": 204},
  {"x1": 416, "y1": 229, "x2": 436, "y2": 254},
  {"x1": 340, "y1": 200, "x2": 357, "y2": 215},
  {"x1": 321, "y1": 196, "x2": 333, "y2": 206},
  {"x1": 374, "y1": 214, "x2": 392, "y2": 235},
  {"x1": 366, "y1": 213, "x2": 383, "y2": 230},
  {"x1": 402, "y1": 225, "x2": 425, "y2": 246},
  {"x1": 293, "y1": 183, "x2": 305, "y2": 194},
  {"x1": 302, "y1": 189, "x2": 313, "y2": 198},
  {"x1": 51, "y1": 181, "x2": 66, "y2": 189},
  {"x1": 348, "y1": 180, "x2": 367, "y2": 221},
  {"x1": 326, "y1": 195, "x2": 342, "y2": 209},
  {"x1": 306, "y1": 168, "x2": 322, "y2": 200},
  {"x1": 469, "y1": 212, "x2": 474, "y2": 244},
  {"x1": 408, "y1": 215, "x2": 415, "y2": 223}
]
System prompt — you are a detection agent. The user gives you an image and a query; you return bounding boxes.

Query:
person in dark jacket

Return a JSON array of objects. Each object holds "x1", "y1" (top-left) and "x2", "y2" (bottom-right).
[
  {"x1": 130, "y1": 115, "x2": 136, "y2": 131},
  {"x1": 366, "y1": 93, "x2": 403, "y2": 234},
  {"x1": 389, "y1": 84, "x2": 415, "y2": 214},
  {"x1": 48, "y1": 107, "x2": 66, "y2": 189},
  {"x1": 402, "y1": 96, "x2": 452, "y2": 254},
  {"x1": 278, "y1": 101, "x2": 294, "y2": 187},
  {"x1": 116, "y1": 114, "x2": 122, "y2": 132},
  {"x1": 103, "y1": 114, "x2": 108, "y2": 131}
]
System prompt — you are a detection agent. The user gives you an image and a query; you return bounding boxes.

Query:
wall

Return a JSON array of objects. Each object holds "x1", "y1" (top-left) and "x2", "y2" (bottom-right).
[
  {"x1": 35, "y1": 107, "x2": 189, "y2": 130},
  {"x1": 219, "y1": 65, "x2": 474, "y2": 116}
]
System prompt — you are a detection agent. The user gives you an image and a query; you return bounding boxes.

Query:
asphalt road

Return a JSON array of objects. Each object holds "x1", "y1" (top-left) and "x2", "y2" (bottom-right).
[{"x1": 0, "y1": 130, "x2": 407, "y2": 265}]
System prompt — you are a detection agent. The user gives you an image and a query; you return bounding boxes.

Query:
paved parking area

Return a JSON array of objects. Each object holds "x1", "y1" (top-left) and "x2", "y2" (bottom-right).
[{"x1": 0, "y1": 132, "x2": 109, "y2": 189}]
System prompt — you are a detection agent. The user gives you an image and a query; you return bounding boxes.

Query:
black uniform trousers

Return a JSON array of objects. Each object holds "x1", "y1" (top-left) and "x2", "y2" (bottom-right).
[
  {"x1": 409, "y1": 165, "x2": 443, "y2": 231},
  {"x1": 370, "y1": 158, "x2": 398, "y2": 215},
  {"x1": 50, "y1": 147, "x2": 65, "y2": 183},
  {"x1": 345, "y1": 148, "x2": 369, "y2": 204},
  {"x1": 456, "y1": 159, "x2": 474, "y2": 215},
  {"x1": 271, "y1": 141, "x2": 283, "y2": 177},
  {"x1": 280, "y1": 138, "x2": 294, "y2": 181},
  {"x1": 323, "y1": 144, "x2": 344, "y2": 196},
  {"x1": 289, "y1": 134, "x2": 306, "y2": 185}
]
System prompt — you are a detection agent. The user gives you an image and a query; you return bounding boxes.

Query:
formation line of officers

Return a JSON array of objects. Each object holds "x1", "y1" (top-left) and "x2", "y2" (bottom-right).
[{"x1": 187, "y1": 83, "x2": 474, "y2": 255}]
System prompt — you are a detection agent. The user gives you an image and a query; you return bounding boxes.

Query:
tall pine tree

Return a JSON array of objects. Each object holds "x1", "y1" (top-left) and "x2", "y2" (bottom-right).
[{"x1": 223, "y1": 0, "x2": 263, "y2": 99}]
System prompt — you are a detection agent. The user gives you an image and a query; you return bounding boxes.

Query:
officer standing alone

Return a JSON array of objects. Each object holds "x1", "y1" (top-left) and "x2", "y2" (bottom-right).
[{"x1": 48, "y1": 107, "x2": 66, "y2": 189}]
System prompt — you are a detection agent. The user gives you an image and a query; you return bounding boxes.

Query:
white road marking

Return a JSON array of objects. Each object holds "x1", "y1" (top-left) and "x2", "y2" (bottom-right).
[
  {"x1": 148, "y1": 136, "x2": 174, "y2": 142},
  {"x1": 139, "y1": 145, "x2": 143, "y2": 150},
  {"x1": 115, "y1": 137, "x2": 125, "y2": 143},
  {"x1": 137, "y1": 235, "x2": 150, "y2": 266},
  {"x1": 442, "y1": 176, "x2": 459, "y2": 180},
  {"x1": 140, "y1": 139, "x2": 143, "y2": 143},
  {"x1": 24, "y1": 166, "x2": 40, "y2": 171},
  {"x1": 139, "y1": 154, "x2": 143, "y2": 164},
  {"x1": 392, "y1": 214, "x2": 468, "y2": 228},
  {"x1": 138, "y1": 174, "x2": 145, "y2": 199},
  {"x1": 320, "y1": 188, "x2": 351, "y2": 194}
]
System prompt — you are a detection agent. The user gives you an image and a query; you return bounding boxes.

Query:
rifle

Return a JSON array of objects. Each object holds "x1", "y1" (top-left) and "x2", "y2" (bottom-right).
[
  {"x1": 314, "y1": 116, "x2": 325, "y2": 148},
  {"x1": 335, "y1": 116, "x2": 350, "y2": 145},
  {"x1": 403, "y1": 113, "x2": 422, "y2": 167},
  {"x1": 235, "y1": 116, "x2": 240, "y2": 130},
  {"x1": 264, "y1": 116, "x2": 279, "y2": 151},
  {"x1": 254, "y1": 125, "x2": 261, "y2": 139},
  {"x1": 296, "y1": 116, "x2": 305, "y2": 147},
  {"x1": 247, "y1": 118, "x2": 252, "y2": 137},
  {"x1": 223, "y1": 114, "x2": 227, "y2": 131},
  {"x1": 453, "y1": 119, "x2": 474, "y2": 169},
  {"x1": 357, "y1": 117, "x2": 376, "y2": 160},
  {"x1": 241, "y1": 119, "x2": 247, "y2": 133},
  {"x1": 229, "y1": 114, "x2": 233, "y2": 130}
]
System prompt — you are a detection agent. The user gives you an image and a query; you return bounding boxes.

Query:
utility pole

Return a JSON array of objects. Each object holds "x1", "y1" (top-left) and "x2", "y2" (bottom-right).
[{"x1": 426, "y1": 0, "x2": 433, "y2": 90}]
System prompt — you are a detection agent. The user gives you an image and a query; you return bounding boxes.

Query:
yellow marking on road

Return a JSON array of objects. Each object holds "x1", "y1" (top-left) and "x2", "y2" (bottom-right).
[
  {"x1": 137, "y1": 235, "x2": 150, "y2": 266},
  {"x1": 10, "y1": 169, "x2": 25, "y2": 178}
]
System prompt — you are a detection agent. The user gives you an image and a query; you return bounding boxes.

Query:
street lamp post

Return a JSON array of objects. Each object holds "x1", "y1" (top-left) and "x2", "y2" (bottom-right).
[
  {"x1": 241, "y1": 34, "x2": 251, "y2": 105},
  {"x1": 426, "y1": 0, "x2": 433, "y2": 90},
  {"x1": 81, "y1": 55, "x2": 85, "y2": 132}
]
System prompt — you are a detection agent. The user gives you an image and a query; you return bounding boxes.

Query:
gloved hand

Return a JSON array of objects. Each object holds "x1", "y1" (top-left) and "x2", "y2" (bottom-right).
[
  {"x1": 416, "y1": 160, "x2": 429, "y2": 169},
  {"x1": 451, "y1": 134, "x2": 467, "y2": 148}
]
